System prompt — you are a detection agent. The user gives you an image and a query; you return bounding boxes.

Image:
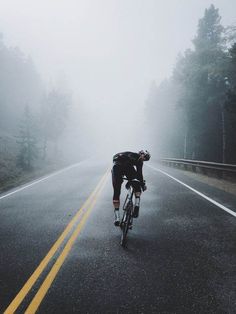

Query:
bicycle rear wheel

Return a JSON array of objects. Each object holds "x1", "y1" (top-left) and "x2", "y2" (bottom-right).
[{"x1": 120, "y1": 206, "x2": 132, "y2": 247}]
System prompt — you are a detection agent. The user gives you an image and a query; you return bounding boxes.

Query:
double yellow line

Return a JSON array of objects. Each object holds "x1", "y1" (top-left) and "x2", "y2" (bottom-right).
[{"x1": 4, "y1": 169, "x2": 109, "y2": 314}]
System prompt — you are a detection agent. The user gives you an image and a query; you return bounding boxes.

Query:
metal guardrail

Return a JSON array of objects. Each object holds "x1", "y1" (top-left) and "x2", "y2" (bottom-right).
[{"x1": 161, "y1": 158, "x2": 236, "y2": 178}]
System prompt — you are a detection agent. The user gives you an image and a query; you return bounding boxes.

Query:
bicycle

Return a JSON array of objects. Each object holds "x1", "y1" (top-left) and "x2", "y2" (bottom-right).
[{"x1": 120, "y1": 177, "x2": 142, "y2": 247}]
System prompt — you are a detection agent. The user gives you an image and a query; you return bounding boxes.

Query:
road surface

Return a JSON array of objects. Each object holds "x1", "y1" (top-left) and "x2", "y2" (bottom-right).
[{"x1": 0, "y1": 158, "x2": 236, "y2": 313}]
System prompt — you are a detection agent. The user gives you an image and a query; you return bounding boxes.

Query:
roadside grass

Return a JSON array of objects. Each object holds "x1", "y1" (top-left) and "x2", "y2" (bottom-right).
[{"x1": 0, "y1": 157, "x2": 67, "y2": 194}]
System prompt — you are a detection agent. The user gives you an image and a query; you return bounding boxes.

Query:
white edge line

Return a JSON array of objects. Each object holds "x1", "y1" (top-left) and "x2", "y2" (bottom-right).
[
  {"x1": 148, "y1": 164, "x2": 236, "y2": 218},
  {"x1": 0, "y1": 162, "x2": 84, "y2": 201}
]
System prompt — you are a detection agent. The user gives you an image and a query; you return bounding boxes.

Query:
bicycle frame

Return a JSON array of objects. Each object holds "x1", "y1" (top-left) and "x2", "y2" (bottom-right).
[{"x1": 122, "y1": 186, "x2": 134, "y2": 211}]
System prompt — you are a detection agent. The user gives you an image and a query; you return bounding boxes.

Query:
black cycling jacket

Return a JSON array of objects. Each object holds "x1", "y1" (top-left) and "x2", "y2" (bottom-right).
[{"x1": 113, "y1": 151, "x2": 144, "y2": 182}]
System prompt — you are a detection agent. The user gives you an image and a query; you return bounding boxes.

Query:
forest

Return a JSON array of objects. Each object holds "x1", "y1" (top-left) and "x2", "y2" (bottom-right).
[
  {"x1": 0, "y1": 34, "x2": 73, "y2": 189},
  {"x1": 146, "y1": 5, "x2": 236, "y2": 163},
  {"x1": 1, "y1": 4, "x2": 236, "y2": 191}
]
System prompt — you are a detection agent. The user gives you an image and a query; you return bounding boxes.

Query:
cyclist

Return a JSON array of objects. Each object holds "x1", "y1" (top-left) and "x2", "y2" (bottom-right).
[{"x1": 111, "y1": 150, "x2": 151, "y2": 226}]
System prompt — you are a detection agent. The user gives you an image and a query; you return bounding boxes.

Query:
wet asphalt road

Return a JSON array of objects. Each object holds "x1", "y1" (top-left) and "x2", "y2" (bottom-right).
[{"x1": 0, "y1": 159, "x2": 236, "y2": 313}]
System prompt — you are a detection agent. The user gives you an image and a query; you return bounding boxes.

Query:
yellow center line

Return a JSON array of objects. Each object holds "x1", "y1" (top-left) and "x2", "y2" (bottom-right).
[
  {"x1": 25, "y1": 172, "x2": 109, "y2": 314},
  {"x1": 4, "y1": 169, "x2": 110, "y2": 314}
]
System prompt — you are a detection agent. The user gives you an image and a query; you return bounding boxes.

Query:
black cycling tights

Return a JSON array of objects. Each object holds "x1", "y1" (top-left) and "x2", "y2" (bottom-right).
[{"x1": 112, "y1": 164, "x2": 141, "y2": 201}]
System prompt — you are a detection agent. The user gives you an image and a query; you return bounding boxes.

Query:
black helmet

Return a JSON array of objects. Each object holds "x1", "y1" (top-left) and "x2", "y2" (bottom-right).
[{"x1": 139, "y1": 150, "x2": 151, "y2": 161}]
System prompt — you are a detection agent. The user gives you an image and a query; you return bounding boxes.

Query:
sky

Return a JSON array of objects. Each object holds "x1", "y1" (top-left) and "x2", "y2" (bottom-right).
[{"x1": 0, "y1": 0, "x2": 236, "y2": 152}]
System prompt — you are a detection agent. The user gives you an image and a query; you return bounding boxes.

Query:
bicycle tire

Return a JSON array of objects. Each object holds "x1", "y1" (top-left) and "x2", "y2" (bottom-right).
[{"x1": 120, "y1": 205, "x2": 132, "y2": 247}]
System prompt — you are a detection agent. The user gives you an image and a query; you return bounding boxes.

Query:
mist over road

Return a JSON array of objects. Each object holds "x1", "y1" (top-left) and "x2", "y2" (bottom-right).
[{"x1": 1, "y1": 160, "x2": 236, "y2": 313}]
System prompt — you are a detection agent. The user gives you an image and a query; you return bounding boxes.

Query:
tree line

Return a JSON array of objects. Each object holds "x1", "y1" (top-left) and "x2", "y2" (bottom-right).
[
  {"x1": 146, "y1": 5, "x2": 236, "y2": 163},
  {"x1": 0, "y1": 34, "x2": 71, "y2": 186}
]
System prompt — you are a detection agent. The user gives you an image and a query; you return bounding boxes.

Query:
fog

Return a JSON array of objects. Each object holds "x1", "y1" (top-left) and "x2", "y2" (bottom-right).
[{"x1": 0, "y1": 0, "x2": 236, "y2": 167}]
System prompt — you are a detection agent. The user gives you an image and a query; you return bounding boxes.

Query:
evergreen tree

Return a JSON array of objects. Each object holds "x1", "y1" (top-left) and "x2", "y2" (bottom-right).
[
  {"x1": 146, "y1": 5, "x2": 236, "y2": 162},
  {"x1": 173, "y1": 5, "x2": 227, "y2": 161},
  {"x1": 224, "y1": 43, "x2": 236, "y2": 162},
  {"x1": 0, "y1": 34, "x2": 43, "y2": 134},
  {"x1": 16, "y1": 106, "x2": 38, "y2": 170},
  {"x1": 227, "y1": 43, "x2": 236, "y2": 97},
  {"x1": 39, "y1": 89, "x2": 71, "y2": 159},
  {"x1": 146, "y1": 79, "x2": 183, "y2": 157}
]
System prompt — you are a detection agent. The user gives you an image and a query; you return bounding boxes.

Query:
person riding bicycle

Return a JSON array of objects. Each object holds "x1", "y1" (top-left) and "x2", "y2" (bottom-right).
[{"x1": 112, "y1": 150, "x2": 151, "y2": 226}]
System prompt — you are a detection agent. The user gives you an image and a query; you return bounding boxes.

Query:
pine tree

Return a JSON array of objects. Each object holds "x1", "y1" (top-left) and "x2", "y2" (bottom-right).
[
  {"x1": 39, "y1": 89, "x2": 71, "y2": 159},
  {"x1": 173, "y1": 5, "x2": 227, "y2": 161},
  {"x1": 16, "y1": 106, "x2": 38, "y2": 170},
  {"x1": 224, "y1": 43, "x2": 236, "y2": 162}
]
